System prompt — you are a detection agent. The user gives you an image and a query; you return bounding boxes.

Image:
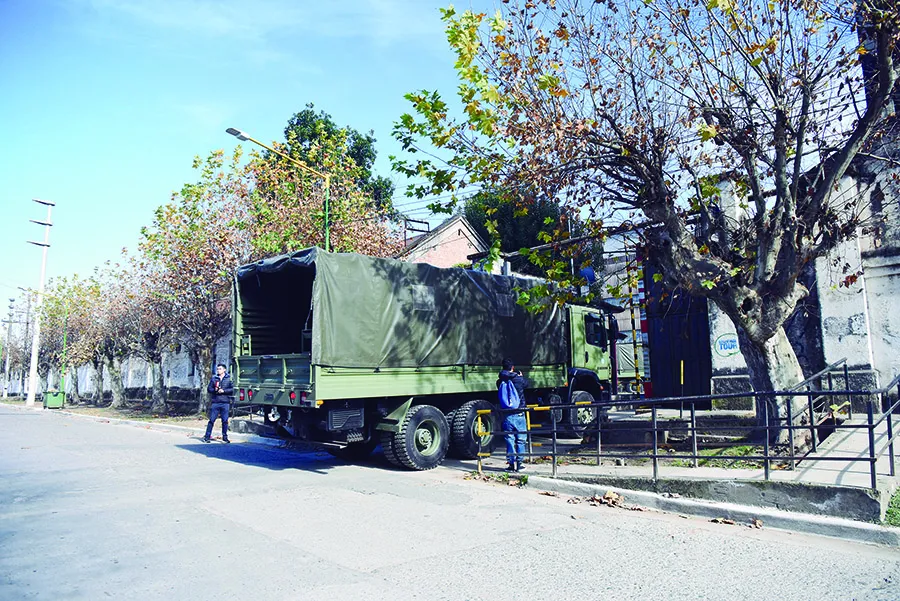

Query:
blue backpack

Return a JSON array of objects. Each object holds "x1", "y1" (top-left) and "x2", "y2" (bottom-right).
[{"x1": 498, "y1": 380, "x2": 520, "y2": 410}]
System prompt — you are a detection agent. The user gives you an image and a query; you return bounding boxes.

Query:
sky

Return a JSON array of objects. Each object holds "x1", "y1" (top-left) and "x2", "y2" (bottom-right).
[{"x1": 0, "y1": 0, "x2": 490, "y2": 307}]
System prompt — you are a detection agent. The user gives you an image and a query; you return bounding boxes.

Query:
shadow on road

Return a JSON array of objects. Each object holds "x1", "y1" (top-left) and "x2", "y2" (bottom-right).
[{"x1": 175, "y1": 437, "x2": 412, "y2": 474}]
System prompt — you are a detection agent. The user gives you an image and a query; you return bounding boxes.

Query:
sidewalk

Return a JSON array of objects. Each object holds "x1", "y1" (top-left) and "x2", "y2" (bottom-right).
[{"x1": 470, "y1": 415, "x2": 900, "y2": 527}]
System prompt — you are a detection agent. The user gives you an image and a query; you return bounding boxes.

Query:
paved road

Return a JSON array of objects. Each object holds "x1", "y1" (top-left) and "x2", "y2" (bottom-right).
[{"x1": 2, "y1": 404, "x2": 899, "y2": 601}]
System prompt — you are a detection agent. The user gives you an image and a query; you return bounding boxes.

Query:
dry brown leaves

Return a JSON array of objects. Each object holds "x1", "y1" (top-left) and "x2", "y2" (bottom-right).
[{"x1": 565, "y1": 490, "x2": 646, "y2": 511}]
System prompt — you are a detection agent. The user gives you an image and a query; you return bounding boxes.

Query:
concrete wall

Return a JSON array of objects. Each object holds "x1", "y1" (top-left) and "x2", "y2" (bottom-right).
[{"x1": 709, "y1": 158, "x2": 900, "y2": 399}]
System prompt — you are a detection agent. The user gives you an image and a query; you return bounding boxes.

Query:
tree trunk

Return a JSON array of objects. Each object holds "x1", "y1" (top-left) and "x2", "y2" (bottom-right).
[
  {"x1": 736, "y1": 326, "x2": 812, "y2": 448},
  {"x1": 91, "y1": 359, "x2": 104, "y2": 405},
  {"x1": 48, "y1": 368, "x2": 60, "y2": 391},
  {"x1": 148, "y1": 362, "x2": 167, "y2": 414},
  {"x1": 68, "y1": 365, "x2": 81, "y2": 404},
  {"x1": 106, "y1": 356, "x2": 126, "y2": 409},
  {"x1": 196, "y1": 347, "x2": 212, "y2": 414}
]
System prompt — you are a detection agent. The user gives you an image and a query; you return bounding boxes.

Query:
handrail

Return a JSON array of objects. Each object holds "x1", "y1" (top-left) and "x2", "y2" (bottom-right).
[
  {"x1": 477, "y1": 369, "x2": 900, "y2": 492},
  {"x1": 787, "y1": 357, "x2": 848, "y2": 392}
]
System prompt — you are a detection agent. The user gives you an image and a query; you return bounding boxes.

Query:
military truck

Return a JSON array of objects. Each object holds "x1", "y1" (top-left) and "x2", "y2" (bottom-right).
[{"x1": 231, "y1": 248, "x2": 619, "y2": 470}]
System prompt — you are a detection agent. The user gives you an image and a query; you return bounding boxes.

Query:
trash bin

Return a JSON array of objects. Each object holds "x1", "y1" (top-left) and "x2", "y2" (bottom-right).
[{"x1": 43, "y1": 391, "x2": 65, "y2": 409}]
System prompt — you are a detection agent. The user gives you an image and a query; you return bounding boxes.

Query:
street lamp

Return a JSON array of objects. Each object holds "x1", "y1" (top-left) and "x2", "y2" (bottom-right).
[
  {"x1": 25, "y1": 198, "x2": 54, "y2": 408},
  {"x1": 226, "y1": 127, "x2": 332, "y2": 252}
]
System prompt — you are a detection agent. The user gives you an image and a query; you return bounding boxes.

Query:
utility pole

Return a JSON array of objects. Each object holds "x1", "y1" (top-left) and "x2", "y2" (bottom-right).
[
  {"x1": 2, "y1": 299, "x2": 13, "y2": 398},
  {"x1": 25, "y1": 198, "x2": 54, "y2": 408}
]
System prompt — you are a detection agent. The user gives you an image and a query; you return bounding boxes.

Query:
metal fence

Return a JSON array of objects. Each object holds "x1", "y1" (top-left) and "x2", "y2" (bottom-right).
[{"x1": 475, "y1": 359, "x2": 900, "y2": 491}]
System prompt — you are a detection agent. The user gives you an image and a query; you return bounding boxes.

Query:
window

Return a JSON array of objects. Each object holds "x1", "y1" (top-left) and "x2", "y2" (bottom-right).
[{"x1": 584, "y1": 313, "x2": 608, "y2": 348}]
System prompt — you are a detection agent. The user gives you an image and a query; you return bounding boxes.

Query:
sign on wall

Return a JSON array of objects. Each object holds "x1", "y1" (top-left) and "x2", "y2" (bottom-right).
[{"x1": 714, "y1": 333, "x2": 740, "y2": 357}]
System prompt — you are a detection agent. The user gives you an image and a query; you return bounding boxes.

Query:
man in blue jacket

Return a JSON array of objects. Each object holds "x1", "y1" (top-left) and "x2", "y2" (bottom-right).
[
  {"x1": 498, "y1": 358, "x2": 527, "y2": 472},
  {"x1": 202, "y1": 363, "x2": 233, "y2": 443}
]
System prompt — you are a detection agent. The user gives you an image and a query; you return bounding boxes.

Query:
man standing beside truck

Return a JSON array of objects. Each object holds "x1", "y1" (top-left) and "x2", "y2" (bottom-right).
[
  {"x1": 202, "y1": 364, "x2": 233, "y2": 443},
  {"x1": 499, "y1": 358, "x2": 528, "y2": 472}
]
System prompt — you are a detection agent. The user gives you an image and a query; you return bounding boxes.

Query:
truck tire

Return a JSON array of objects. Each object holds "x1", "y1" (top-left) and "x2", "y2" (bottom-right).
[
  {"x1": 327, "y1": 439, "x2": 378, "y2": 462},
  {"x1": 380, "y1": 431, "x2": 401, "y2": 467},
  {"x1": 449, "y1": 400, "x2": 496, "y2": 459},
  {"x1": 568, "y1": 390, "x2": 597, "y2": 438},
  {"x1": 386, "y1": 405, "x2": 449, "y2": 470}
]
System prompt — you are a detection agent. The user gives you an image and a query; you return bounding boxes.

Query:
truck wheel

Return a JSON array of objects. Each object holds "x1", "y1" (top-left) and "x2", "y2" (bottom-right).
[
  {"x1": 327, "y1": 439, "x2": 378, "y2": 462},
  {"x1": 387, "y1": 405, "x2": 449, "y2": 470},
  {"x1": 548, "y1": 393, "x2": 564, "y2": 426},
  {"x1": 380, "y1": 431, "x2": 401, "y2": 467},
  {"x1": 449, "y1": 400, "x2": 496, "y2": 459},
  {"x1": 568, "y1": 390, "x2": 597, "y2": 438}
]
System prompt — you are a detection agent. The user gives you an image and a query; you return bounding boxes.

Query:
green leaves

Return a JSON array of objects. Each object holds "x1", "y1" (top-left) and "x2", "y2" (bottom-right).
[
  {"x1": 489, "y1": 10, "x2": 507, "y2": 33},
  {"x1": 697, "y1": 123, "x2": 719, "y2": 142}
]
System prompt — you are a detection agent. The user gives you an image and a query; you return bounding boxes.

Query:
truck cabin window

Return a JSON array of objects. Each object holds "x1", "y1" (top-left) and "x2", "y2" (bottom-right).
[{"x1": 584, "y1": 313, "x2": 608, "y2": 349}]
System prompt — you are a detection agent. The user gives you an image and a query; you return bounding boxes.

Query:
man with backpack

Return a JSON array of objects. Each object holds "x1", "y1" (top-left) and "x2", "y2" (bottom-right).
[{"x1": 498, "y1": 358, "x2": 527, "y2": 472}]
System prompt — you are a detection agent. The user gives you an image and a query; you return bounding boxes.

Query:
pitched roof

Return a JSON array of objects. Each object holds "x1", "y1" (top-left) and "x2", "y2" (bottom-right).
[{"x1": 397, "y1": 214, "x2": 488, "y2": 259}]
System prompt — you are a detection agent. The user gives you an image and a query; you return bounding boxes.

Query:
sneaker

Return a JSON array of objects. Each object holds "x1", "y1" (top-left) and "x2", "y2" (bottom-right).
[
  {"x1": 222, "y1": 438, "x2": 231, "y2": 444},
  {"x1": 200, "y1": 437, "x2": 211, "y2": 443},
  {"x1": 506, "y1": 463, "x2": 516, "y2": 472},
  {"x1": 516, "y1": 463, "x2": 526, "y2": 472}
]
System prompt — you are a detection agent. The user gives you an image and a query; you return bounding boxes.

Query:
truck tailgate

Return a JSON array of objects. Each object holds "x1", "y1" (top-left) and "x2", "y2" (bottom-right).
[{"x1": 236, "y1": 353, "x2": 311, "y2": 387}]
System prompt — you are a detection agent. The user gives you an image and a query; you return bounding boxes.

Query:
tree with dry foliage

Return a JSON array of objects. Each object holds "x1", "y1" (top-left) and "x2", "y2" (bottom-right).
[
  {"x1": 393, "y1": 0, "x2": 900, "y2": 442},
  {"x1": 139, "y1": 149, "x2": 252, "y2": 412},
  {"x1": 245, "y1": 110, "x2": 403, "y2": 259}
]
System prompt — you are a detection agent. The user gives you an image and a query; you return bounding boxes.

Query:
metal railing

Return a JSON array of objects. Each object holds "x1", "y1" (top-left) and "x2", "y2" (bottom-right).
[{"x1": 474, "y1": 364, "x2": 900, "y2": 491}]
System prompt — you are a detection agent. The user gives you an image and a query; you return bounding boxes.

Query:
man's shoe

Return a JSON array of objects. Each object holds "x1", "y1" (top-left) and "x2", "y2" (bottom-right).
[
  {"x1": 506, "y1": 463, "x2": 516, "y2": 472},
  {"x1": 222, "y1": 438, "x2": 231, "y2": 444},
  {"x1": 200, "y1": 437, "x2": 211, "y2": 443},
  {"x1": 516, "y1": 463, "x2": 526, "y2": 472}
]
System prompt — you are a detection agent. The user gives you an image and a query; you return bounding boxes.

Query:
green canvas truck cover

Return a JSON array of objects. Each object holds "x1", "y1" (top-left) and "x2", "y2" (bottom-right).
[{"x1": 235, "y1": 247, "x2": 566, "y2": 369}]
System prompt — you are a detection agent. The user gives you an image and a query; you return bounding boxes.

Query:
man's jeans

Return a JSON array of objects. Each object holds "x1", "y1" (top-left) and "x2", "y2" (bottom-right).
[
  {"x1": 502, "y1": 412, "x2": 527, "y2": 466},
  {"x1": 205, "y1": 402, "x2": 230, "y2": 439}
]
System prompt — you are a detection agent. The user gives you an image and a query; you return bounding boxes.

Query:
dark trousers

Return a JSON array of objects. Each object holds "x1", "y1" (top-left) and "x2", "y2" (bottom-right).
[{"x1": 205, "y1": 402, "x2": 230, "y2": 439}]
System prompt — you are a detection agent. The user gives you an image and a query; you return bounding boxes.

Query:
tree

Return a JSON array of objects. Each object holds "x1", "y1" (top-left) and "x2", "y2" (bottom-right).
[
  {"x1": 117, "y1": 254, "x2": 174, "y2": 414},
  {"x1": 54, "y1": 275, "x2": 101, "y2": 404},
  {"x1": 393, "y1": 1, "x2": 900, "y2": 443},
  {"x1": 37, "y1": 278, "x2": 78, "y2": 393},
  {"x1": 463, "y1": 189, "x2": 604, "y2": 278},
  {"x1": 140, "y1": 149, "x2": 252, "y2": 413},
  {"x1": 244, "y1": 112, "x2": 403, "y2": 258},
  {"x1": 284, "y1": 104, "x2": 396, "y2": 213},
  {"x1": 90, "y1": 263, "x2": 137, "y2": 409}
]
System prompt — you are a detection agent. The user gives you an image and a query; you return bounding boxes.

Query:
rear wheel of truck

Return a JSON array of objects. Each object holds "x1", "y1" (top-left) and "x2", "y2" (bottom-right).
[
  {"x1": 449, "y1": 400, "x2": 496, "y2": 459},
  {"x1": 327, "y1": 439, "x2": 379, "y2": 462},
  {"x1": 384, "y1": 405, "x2": 449, "y2": 470}
]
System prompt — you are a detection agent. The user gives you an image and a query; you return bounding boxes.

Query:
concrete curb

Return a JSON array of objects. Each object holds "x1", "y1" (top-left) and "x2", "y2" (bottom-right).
[{"x1": 526, "y1": 476, "x2": 900, "y2": 547}]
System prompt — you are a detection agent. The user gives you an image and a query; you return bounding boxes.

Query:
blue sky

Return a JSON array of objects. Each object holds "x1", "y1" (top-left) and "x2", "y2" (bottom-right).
[{"x1": 0, "y1": 0, "x2": 487, "y2": 303}]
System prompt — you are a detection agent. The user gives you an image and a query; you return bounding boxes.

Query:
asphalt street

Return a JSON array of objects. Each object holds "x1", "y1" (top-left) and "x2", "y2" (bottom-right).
[{"x1": 2, "y1": 404, "x2": 900, "y2": 601}]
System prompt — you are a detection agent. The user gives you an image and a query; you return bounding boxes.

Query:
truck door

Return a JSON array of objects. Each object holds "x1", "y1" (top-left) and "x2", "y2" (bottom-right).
[{"x1": 569, "y1": 305, "x2": 610, "y2": 376}]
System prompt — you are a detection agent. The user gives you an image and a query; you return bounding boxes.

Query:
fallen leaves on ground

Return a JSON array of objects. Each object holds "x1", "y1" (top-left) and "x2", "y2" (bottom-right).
[
  {"x1": 749, "y1": 518, "x2": 763, "y2": 529},
  {"x1": 568, "y1": 491, "x2": 631, "y2": 508},
  {"x1": 710, "y1": 517, "x2": 736, "y2": 525},
  {"x1": 538, "y1": 491, "x2": 559, "y2": 497}
]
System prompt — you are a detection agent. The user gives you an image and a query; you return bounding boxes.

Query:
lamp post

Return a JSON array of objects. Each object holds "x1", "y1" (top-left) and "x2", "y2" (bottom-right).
[
  {"x1": 25, "y1": 198, "x2": 54, "y2": 408},
  {"x1": 225, "y1": 127, "x2": 331, "y2": 252}
]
